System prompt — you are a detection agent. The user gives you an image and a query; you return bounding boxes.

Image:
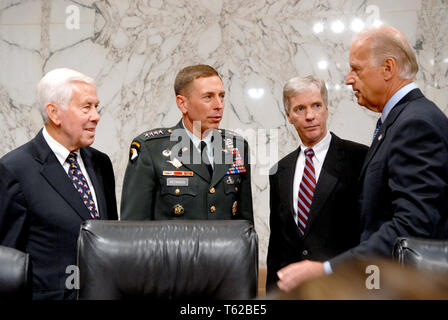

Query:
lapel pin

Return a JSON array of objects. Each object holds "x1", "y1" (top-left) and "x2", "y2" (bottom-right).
[{"x1": 378, "y1": 134, "x2": 383, "y2": 141}]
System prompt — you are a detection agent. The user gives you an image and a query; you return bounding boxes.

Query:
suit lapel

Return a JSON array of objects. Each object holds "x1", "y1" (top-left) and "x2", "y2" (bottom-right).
[
  {"x1": 210, "y1": 136, "x2": 234, "y2": 187},
  {"x1": 81, "y1": 148, "x2": 107, "y2": 220},
  {"x1": 33, "y1": 131, "x2": 92, "y2": 221},
  {"x1": 179, "y1": 139, "x2": 212, "y2": 182},
  {"x1": 278, "y1": 147, "x2": 301, "y2": 234},
  {"x1": 359, "y1": 88, "x2": 423, "y2": 179},
  {"x1": 304, "y1": 133, "x2": 341, "y2": 237}
]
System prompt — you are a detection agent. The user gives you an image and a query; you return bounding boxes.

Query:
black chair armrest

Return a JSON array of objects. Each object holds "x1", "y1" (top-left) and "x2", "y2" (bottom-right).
[{"x1": 393, "y1": 237, "x2": 448, "y2": 273}]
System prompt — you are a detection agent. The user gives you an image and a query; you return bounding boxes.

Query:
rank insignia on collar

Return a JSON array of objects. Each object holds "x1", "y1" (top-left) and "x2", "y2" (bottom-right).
[
  {"x1": 162, "y1": 149, "x2": 171, "y2": 157},
  {"x1": 167, "y1": 158, "x2": 183, "y2": 169}
]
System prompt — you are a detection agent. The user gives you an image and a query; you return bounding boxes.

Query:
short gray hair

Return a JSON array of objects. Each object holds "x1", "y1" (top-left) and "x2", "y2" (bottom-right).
[
  {"x1": 282, "y1": 75, "x2": 328, "y2": 115},
  {"x1": 37, "y1": 68, "x2": 94, "y2": 123},
  {"x1": 354, "y1": 25, "x2": 418, "y2": 80}
]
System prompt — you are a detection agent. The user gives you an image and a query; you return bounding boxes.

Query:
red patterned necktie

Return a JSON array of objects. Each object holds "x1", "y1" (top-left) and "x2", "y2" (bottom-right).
[
  {"x1": 297, "y1": 148, "x2": 316, "y2": 235},
  {"x1": 66, "y1": 152, "x2": 100, "y2": 219}
]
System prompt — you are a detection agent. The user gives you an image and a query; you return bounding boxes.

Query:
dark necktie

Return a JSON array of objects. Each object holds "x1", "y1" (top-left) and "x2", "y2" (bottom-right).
[
  {"x1": 200, "y1": 141, "x2": 213, "y2": 176},
  {"x1": 66, "y1": 152, "x2": 100, "y2": 219},
  {"x1": 372, "y1": 118, "x2": 383, "y2": 142},
  {"x1": 297, "y1": 148, "x2": 316, "y2": 235}
]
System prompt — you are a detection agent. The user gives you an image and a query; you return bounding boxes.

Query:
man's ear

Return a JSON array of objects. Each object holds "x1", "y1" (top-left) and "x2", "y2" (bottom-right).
[
  {"x1": 285, "y1": 110, "x2": 293, "y2": 124},
  {"x1": 46, "y1": 103, "x2": 61, "y2": 125},
  {"x1": 383, "y1": 57, "x2": 396, "y2": 81},
  {"x1": 176, "y1": 95, "x2": 188, "y2": 115}
]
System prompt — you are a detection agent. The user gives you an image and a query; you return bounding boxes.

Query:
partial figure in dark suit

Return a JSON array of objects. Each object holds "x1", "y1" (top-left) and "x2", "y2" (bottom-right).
[
  {"x1": 0, "y1": 68, "x2": 118, "y2": 299},
  {"x1": 276, "y1": 25, "x2": 448, "y2": 292},
  {"x1": 121, "y1": 65, "x2": 253, "y2": 221},
  {"x1": 266, "y1": 75, "x2": 368, "y2": 290}
]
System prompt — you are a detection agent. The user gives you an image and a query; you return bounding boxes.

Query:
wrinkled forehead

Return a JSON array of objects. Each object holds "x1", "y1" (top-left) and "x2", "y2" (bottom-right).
[
  {"x1": 350, "y1": 38, "x2": 372, "y2": 62},
  {"x1": 188, "y1": 75, "x2": 224, "y2": 94},
  {"x1": 69, "y1": 81, "x2": 98, "y2": 102}
]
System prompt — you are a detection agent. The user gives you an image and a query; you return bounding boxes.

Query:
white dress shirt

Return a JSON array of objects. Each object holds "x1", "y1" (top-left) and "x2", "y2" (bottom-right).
[{"x1": 42, "y1": 127, "x2": 99, "y2": 214}]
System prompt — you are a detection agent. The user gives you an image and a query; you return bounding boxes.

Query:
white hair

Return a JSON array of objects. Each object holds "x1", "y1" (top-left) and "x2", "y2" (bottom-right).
[
  {"x1": 37, "y1": 68, "x2": 94, "y2": 123},
  {"x1": 282, "y1": 75, "x2": 328, "y2": 115}
]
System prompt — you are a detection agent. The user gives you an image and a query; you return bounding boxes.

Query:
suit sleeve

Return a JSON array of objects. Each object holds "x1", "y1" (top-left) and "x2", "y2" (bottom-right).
[
  {"x1": 331, "y1": 117, "x2": 448, "y2": 268},
  {"x1": 237, "y1": 139, "x2": 254, "y2": 222},
  {"x1": 0, "y1": 162, "x2": 28, "y2": 250},
  {"x1": 266, "y1": 171, "x2": 282, "y2": 289},
  {"x1": 120, "y1": 140, "x2": 156, "y2": 220},
  {"x1": 101, "y1": 154, "x2": 118, "y2": 220}
]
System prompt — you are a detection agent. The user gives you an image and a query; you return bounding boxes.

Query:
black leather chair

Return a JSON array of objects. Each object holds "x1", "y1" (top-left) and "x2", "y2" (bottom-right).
[
  {"x1": 393, "y1": 237, "x2": 448, "y2": 273},
  {"x1": 77, "y1": 220, "x2": 258, "y2": 300},
  {"x1": 0, "y1": 245, "x2": 29, "y2": 298}
]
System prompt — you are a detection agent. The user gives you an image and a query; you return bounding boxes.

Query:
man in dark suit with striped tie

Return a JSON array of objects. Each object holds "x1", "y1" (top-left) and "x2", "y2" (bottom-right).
[
  {"x1": 266, "y1": 75, "x2": 368, "y2": 290},
  {"x1": 0, "y1": 68, "x2": 118, "y2": 299},
  {"x1": 276, "y1": 25, "x2": 448, "y2": 293}
]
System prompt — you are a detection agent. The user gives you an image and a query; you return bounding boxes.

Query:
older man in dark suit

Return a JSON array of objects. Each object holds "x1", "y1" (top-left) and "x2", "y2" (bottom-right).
[
  {"x1": 0, "y1": 68, "x2": 118, "y2": 299},
  {"x1": 266, "y1": 75, "x2": 368, "y2": 290},
  {"x1": 276, "y1": 25, "x2": 448, "y2": 292}
]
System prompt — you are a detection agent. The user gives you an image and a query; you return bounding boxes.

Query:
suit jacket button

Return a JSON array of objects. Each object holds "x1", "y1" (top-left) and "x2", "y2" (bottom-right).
[
  {"x1": 302, "y1": 250, "x2": 308, "y2": 256},
  {"x1": 210, "y1": 205, "x2": 216, "y2": 213},
  {"x1": 209, "y1": 187, "x2": 215, "y2": 194}
]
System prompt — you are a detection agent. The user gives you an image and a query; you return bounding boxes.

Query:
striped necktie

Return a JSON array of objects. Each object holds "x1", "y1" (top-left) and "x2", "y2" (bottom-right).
[
  {"x1": 66, "y1": 152, "x2": 100, "y2": 219},
  {"x1": 297, "y1": 148, "x2": 316, "y2": 235}
]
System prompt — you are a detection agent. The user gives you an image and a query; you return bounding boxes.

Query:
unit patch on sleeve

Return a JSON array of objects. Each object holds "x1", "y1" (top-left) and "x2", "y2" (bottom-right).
[{"x1": 129, "y1": 141, "x2": 141, "y2": 162}]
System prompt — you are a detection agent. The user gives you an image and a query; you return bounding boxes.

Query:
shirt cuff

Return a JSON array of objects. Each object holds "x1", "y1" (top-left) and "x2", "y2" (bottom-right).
[{"x1": 323, "y1": 261, "x2": 333, "y2": 275}]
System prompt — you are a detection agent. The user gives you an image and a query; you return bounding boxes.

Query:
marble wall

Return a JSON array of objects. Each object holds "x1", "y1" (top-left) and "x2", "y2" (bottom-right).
[{"x1": 1, "y1": 0, "x2": 447, "y2": 267}]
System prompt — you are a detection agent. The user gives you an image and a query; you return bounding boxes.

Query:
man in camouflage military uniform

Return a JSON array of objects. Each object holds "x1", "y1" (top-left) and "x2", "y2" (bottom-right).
[{"x1": 120, "y1": 65, "x2": 253, "y2": 222}]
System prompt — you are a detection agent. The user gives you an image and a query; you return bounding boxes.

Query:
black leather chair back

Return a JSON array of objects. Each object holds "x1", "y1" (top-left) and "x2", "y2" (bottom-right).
[
  {"x1": 0, "y1": 245, "x2": 29, "y2": 298},
  {"x1": 77, "y1": 220, "x2": 258, "y2": 300},
  {"x1": 393, "y1": 237, "x2": 448, "y2": 273}
]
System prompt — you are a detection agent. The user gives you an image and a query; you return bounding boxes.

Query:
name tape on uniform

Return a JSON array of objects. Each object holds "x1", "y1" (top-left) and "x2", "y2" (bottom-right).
[{"x1": 167, "y1": 178, "x2": 189, "y2": 186}]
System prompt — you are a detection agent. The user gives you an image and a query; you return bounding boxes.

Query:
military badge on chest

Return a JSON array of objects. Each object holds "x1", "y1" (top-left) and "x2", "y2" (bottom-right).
[
  {"x1": 173, "y1": 203, "x2": 184, "y2": 216},
  {"x1": 224, "y1": 138, "x2": 246, "y2": 174}
]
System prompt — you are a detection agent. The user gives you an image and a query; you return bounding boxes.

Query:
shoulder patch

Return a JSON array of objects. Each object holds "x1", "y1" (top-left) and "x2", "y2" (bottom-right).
[{"x1": 129, "y1": 141, "x2": 141, "y2": 162}]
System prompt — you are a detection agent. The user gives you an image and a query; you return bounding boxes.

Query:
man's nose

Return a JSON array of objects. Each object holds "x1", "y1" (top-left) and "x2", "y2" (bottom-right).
[
  {"x1": 91, "y1": 107, "x2": 100, "y2": 122},
  {"x1": 215, "y1": 96, "x2": 224, "y2": 109},
  {"x1": 345, "y1": 73, "x2": 354, "y2": 85},
  {"x1": 305, "y1": 109, "x2": 315, "y2": 120}
]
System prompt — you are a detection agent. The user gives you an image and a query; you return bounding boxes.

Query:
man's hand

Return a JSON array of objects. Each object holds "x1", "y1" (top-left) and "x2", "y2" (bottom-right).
[{"x1": 276, "y1": 260, "x2": 325, "y2": 292}]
